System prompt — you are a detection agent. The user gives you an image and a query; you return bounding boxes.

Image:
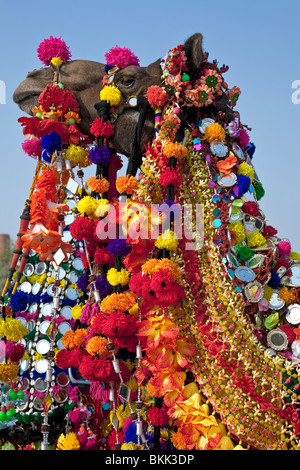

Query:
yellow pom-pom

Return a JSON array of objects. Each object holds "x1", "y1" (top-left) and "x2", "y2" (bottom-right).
[
  {"x1": 56, "y1": 432, "x2": 81, "y2": 451},
  {"x1": 228, "y1": 222, "x2": 246, "y2": 245},
  {"x1": 121, "y1": 442, "x2": 137, "y2": 450},
  {"x1": 0, "y1": 318, "x2": 28, "y2": 342},
  {"x1": 77, "y1": 196, "x2": 99, "y2": 219},
  {"x1": 204, "y1": 122, "x2": 226, "y2": 143},
  {"x1": 107, "y1": 267, "x2": 130, "y2": 287},
  {"x1": 155, "y1": 230, "x2": 179, "y2": 251},
  {"x1": 263, "y1": 285, "x2": 273, "y2": 302},
  {"x1": 51, "y1": 57, "x2": 63, "y2": 68},
  {"x1": 0, "y1": 363, "x2": 19, "y2": 382},
  {"x1": 95, "y1": 199, "x2": 110, "y2": 218},
  {"x1": 247, "y1": 231, "x2": 266, "y2": 248},
  {"x1": 237, "y1": 162, "x2": 255, "y2": 182},
  {"x1": 100, "y1": 86, "x2": 122, "y2": 106},
  {"x1": 65, "y1": 144, "x2": 87, "y2": 167},
  {"x1": 71, "y1": 303, "x2": 84, "y2": 320}
]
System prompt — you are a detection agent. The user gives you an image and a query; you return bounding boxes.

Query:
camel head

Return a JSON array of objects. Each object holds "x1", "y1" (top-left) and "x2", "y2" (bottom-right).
[{"x1": 13, "y1": 34, "x2": 233, "y2": 171}]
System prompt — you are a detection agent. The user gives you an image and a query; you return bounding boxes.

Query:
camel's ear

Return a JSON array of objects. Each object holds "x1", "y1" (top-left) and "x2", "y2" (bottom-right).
[{"x1": 183, "y1": 33, "x2": 204, "y2": 78}]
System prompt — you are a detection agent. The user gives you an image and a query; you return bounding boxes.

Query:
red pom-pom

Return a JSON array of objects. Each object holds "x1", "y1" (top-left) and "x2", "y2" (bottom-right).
[
  {"x1": 159, "y1": 167, "x2": 182, "y2": 188},
  {"x1": 70, "y1": 217, "x2": 96, "y2": 243},
  {"x1": 263, "y1": 225, "x2": 278, "y2": 238},
  {"x1": 148, "y1": 406, "x2": 169, "y2": 426},
  {"x1": 90, "y1": 118, "x2": 115, "y2": 138},
  {"x1": 145, "y1": 86, "x2": 169, "y2": 109},
  {"x1": 241, "y1": 201, "x2": 259, "y2": 217},
  {"x1": 94, "y1": 247, "x2": 114, "y2": 266}
]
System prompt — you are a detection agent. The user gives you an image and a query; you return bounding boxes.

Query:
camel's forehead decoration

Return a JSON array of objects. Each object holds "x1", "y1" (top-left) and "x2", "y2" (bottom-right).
[{"x1": 2, "y1": 34, "x2": 300, "y2": 452}]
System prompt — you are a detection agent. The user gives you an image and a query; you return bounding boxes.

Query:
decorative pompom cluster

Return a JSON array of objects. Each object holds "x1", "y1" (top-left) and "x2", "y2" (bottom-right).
[
  {"x1": 145, "y1": 86, "x2": 169, "y2": 109},
  {"x1": 22, "y1": 139, "x2": 42, "y2": 159},
  {"x1": 88, "y1": 146, "x2": 111, "y2": 165},
  {"x1": 41, "y1": 132, "x2": 62, "y2": 156},
  {"x1": 105, "y1": 46, "x2": 140, "y2": 69},
  {"x1": 37, "y1": 36, "x2": 72, "y2": 66}
]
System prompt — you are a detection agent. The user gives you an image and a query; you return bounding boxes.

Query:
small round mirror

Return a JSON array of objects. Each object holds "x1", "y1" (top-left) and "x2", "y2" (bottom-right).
[
  {"x1": 23, "y1": 263, "x2": 34, "y2": 277},
  {"x1": 35, "y1": 262, "x2": 47, "y2": 275},
  {"x1": 128, "y1": 96, "x2": 138, "y2": 107},
  {"x1": 58, "y1": 322, "x2": 71, "y2": 335},
  {"x1": 42, "y1": 303, "x2": 52, "y2": 316},
  {"x1": 35, "y1": 359, "x2": 49, "y2": 374},
  {"x1": 267, "y1": 329, "x2": 288, "y2": 351},
  {"x1": 286, "y1": 303, "x2": 300, "y2": 325},
  {"x1": 20, "y1": 281, "x2": 32, "y2": 294},
  {"x1": 36, "y1": 339, "x2": 50, "y2": 355},
  {"x1": 210, "y1": 141, "x2": 228, "y2": 158},
  {"x1": 244, "y1": 281, "x2": 264, "y2": 303}
]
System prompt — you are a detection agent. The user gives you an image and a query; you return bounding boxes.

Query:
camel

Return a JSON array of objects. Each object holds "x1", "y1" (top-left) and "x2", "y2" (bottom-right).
[
  {"x1": 11, "y1": 33, "x2": 300, "y2": 450},
  {"x1": 13, "y1": 33, "x2": 232, "y2": 174}
]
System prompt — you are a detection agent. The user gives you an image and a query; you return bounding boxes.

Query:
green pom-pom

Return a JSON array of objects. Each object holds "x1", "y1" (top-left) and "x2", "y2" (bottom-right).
[
  {"x1": 58, "y1": 83, "x2": 65, "y2": 89},
  {"x1": 235, "y1": 244, "x2": 254, "y2": 261},
  {"x1": 253, "y1": 181, "x2": 265, "y2": 201},
  {"x1": 17, "y1": 390, "x2": 25, "y2": 399},
  {"x1": 182, "y1": 73, "x2": 190, "y2": 82},
  {"x1": 0, "y1": 411, "x2": 6, "y2": 422}
]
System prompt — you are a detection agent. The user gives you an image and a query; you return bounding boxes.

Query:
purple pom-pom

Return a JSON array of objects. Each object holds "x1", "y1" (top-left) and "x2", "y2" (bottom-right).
[
  {"x1": 88, "y1": 146, "x2": 111, "y2": 165},
  {"x1": 76, "y1": 274, "x2": 90, "y2": 293},
  {"x1": 107, "y1": 238, "x2": 132, "y2": 257},
  {"x1": 95, "y1": 275, "x2": 113, "y2": 297}
]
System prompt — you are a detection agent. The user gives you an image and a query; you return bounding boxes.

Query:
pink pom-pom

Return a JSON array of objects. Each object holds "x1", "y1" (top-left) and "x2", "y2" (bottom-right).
[
  {"x1": 22, "y1": 139, "x2": 42, "y2": 159},
  {"x1": 105, "y1": 45, "x2": 140, "y2": 69},
  {"x1": 37, "y1": 36, "x2": 72, "y2": 66},
  {"x1": 278, "y1": 239, "x2": 291, "y2": 257},
  {"x1": 238, "y1": 128, "x2": 250, "y2": 149}
]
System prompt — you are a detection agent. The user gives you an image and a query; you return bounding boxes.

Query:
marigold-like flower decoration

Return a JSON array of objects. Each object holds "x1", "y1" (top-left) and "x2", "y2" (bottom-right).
[
  {"x1": 204, "y1": 122, "x2": 226, "y2": 143},
  {"x1": 162, "y1": 141, "x2": 187, "y2": 160},
  {"x1": 87, "y1": 176, "x2": 110, "y2": 194},
  {"x1": 116, "y1": 175, "x2": 138, "y2": 195}
]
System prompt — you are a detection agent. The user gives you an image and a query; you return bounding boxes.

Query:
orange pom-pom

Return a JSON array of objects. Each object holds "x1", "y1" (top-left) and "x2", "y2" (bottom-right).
[
  {"x1": 87, "y1": 176, "x2": 110, "y2": 194},
  {"x1": 116, "y1": 175, "x2": 138, "y2": 195},
  {"x1": 163, "y1": 142, "x2": 187, "y2": 160}
]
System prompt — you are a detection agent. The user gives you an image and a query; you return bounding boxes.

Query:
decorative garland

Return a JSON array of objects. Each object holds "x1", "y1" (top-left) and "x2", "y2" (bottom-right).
[{"x1": 1, "y1": 35, "x2": 300, "y2": 451}]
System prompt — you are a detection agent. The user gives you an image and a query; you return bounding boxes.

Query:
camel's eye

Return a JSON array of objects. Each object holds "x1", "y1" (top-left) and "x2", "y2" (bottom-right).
[{"x1": 119, "y1": 77, "x2": 135, "y2": 88}]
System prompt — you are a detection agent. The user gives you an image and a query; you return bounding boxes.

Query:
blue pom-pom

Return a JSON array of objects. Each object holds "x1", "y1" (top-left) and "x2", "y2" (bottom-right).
[
  {"x1": 105, "y1": 64, "x2": 114, "y2": 73},
  {"x1": 268, "y1": 271, "x2": 281, "y2": 289},
  {"x1": 10, "y1": 291, "x2": 29, "y2": 313},
  {"x1": 41, "y1": 132, "x2": 62, "y2": 155},
  {"x1": 246, "y1": 142, "x2": 256, "y2": 159},
  {"x1": 42, "y1": 149, "x2": 52, "y2": 162},
  {"x1": 237, "y1": 174, "x2": 251, "y2": 197},
  {"x1": 125, "y1": 422, "x2": 138, "y2": 444}
]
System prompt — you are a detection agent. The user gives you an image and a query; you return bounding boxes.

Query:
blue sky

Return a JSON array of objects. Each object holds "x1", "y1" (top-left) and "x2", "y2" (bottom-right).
[{"x1": 0, "y1": 0, "x2": 300, "y2": 250}]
